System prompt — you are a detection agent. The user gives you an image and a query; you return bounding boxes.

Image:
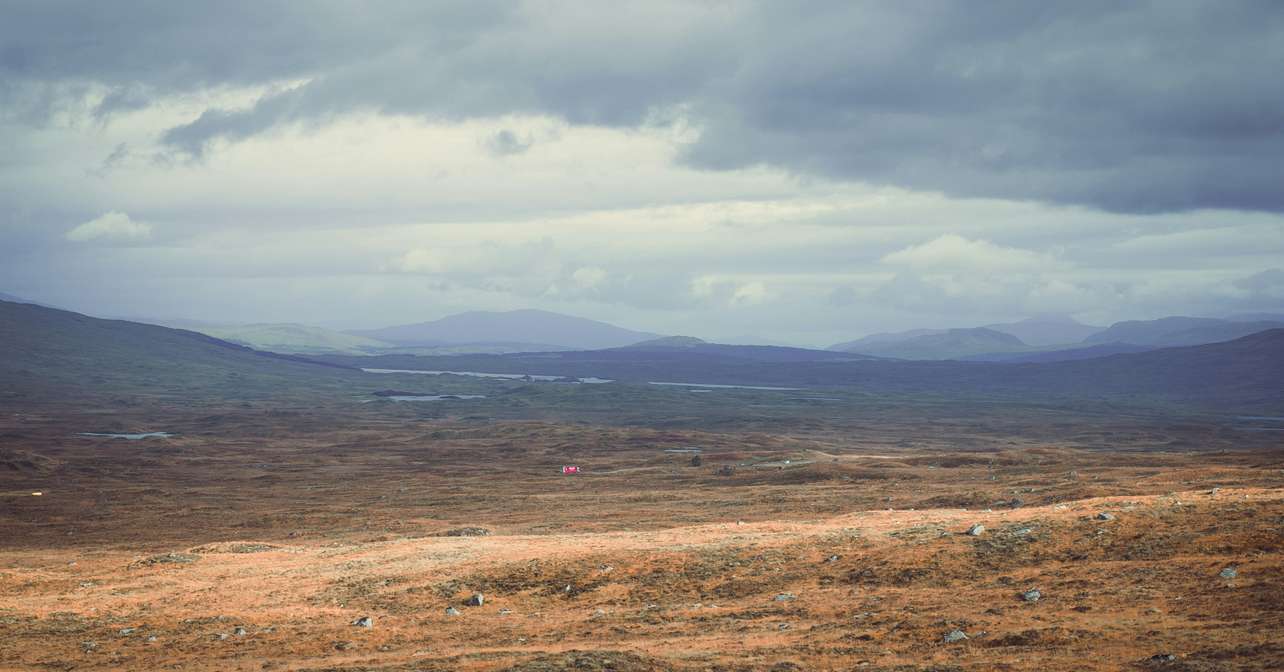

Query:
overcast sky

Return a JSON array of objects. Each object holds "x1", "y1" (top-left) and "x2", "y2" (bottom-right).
[{"x1": 2, "y1": 1, "x2": 1282, "y2": 345}]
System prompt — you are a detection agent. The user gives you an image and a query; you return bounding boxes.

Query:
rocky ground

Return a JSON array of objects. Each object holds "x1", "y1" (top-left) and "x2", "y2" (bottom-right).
[{"x1": 1, "y1": 408, "x2": 1282, "y2": 670}]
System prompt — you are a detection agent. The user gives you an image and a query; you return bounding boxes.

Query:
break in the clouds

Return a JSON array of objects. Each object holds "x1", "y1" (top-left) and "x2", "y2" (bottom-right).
[{"x1": 1, "y1": 1, "x2": 1282, "y2": 344}]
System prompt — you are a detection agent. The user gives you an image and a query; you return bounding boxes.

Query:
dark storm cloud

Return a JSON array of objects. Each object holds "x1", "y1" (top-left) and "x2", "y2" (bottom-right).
[{"x1": 4, "y1": 1, "x2": 1284, "y2": 213}]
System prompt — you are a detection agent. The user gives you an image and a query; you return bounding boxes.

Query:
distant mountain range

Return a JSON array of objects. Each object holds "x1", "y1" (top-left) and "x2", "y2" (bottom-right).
[
  {"x1": 1084, "y1": 317, "x2": 1284, "y2": 347},
  {"x1": 984, "y1": 315, "x2": 1104, "y2": 346},
  {"x1": 831, "y1": 327, "x2": 1026, "y2": 360},
  {"x1": 3, "y1": 297, "x2": 1281, "y2": 412},
  {"x1": 313, "y1": 327, "x2": 1284, "y2": 412},
  {"x1": 193, "y1": 323, "x2": 394, "y2": 355},
  {"x1": 348, "y1": 309, "x2": 661, "y2": 351},
  {"x1": 831, "y1": 314, "x2": 1284, "y2": 362}
]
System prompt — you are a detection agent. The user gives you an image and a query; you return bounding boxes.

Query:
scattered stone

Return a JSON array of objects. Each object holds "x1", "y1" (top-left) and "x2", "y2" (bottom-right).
[
  {"x1": 593, "y1": 608, "x2": 607, "y2": 617},
  {"x1": 943, "y1": 629, "x2": 968, "y2": 643},
  {"x1": 1095, "y1": 512, "x2": 1116, "y2": 521},
  {"x1": 146, "y1": 635, "x2": 158, "y2": 643},
  {"x1": 825, "y1": 555, "x2": 840, "y2": 563},
  {"x1": 1021, "y1": 589, "x2": 1042, "y2": 603},
  {"x1": 214, "y1": 633, "x2": 229, "y2": 641},
  {"x1": 233, "y1": 626, "x2": 248, "y2": 636},
  {"x1": 81, "y1": 641, "x2": 97, "y2": 653},
  {"x1": 445, "y1": 606, "x2": 461, "y2": 616},
  {"x1": 334, "y1": 640, "x2": 352, "y2": 651},
  {"x1": 774, "y1": 593, "x2": 796, "y2": 602},
  {"x1": 967, "y1": 524, "x2": 985, "y2": 536},
  {"x1": 118, "y1": 627, "x2": 137, "y2": 636},
  {"x1": 778, "y1": 623, "x2": 791, "y2": 630},
  {"x1": 134, "y1": 552, "x2": 199, "y2": 567},
  {"x1": 1208, "y1": 487, "x2": 1221, "y2": 496},
  {"x1": 351, "y1": 616, "x2": 373, "y2": 628},
  {"x1": 1219, "y1": 566, "x2": 1238, "y2": 580},
  {"x1": 468, "y1": 592, "x2": 485, "y2": 607},
  {"x1": 499, "y1": 608, "x2": 513, "y2": 616},
  {"x1": 563, "y1": 584, "x2": 573, "y2": 594},
  {"x1": 1148, "y1": 653, "x2": 1177, "y2": 663},
  {"x1": 441, "y1": 527, "x2": 490, "y2": 537}
]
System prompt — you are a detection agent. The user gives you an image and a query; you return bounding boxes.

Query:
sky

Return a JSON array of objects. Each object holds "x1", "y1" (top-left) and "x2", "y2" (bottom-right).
[{"x1": 1, "y1": 1, "x2": 1282, "y2": 346}]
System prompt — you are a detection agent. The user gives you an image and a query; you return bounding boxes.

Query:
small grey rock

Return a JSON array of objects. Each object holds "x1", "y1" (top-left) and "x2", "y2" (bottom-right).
[
  {"x1": 351, "y1": 616, "x2": 373, "y2": 628},
  {"x1": 943, "y1": 629, "x2": 968, "y2": 643},
  {"x1": 1095, "y1": 512, "x2": 1116, "y2": 521},
  {"x1": 774, "y1": 593, "x2": 796, "y2": 602},
  {"x1": 1149, "y1": 653, "x2": 1177, "y2": 663},
  {"x1": 233, "y1": 626, "x2": 247, "y2": 636},
  {"x1": 825, "y1": 555, "x2": 840, "y2": 563},
  {"x1": 214, "y1": 633, "x2": 229, "y2": 641},
  {"x1": 468, "y1": 592, "x2": 484, "y2": 607},
  {"x1": 778, "y1": 623, "x2": 791, "y2": 630},
  {"x1": 445, "y1": 606, "x2": 461, "y2": 616},
  {"x1": 1219, "y1": 566, "x2": 1238, "y2": 579},
  {"x1": 966, "y1": 523, "x2": 985, "y2": 536},
  {"x1": 1021, "y1": 589, "x2": 1041, "y2": 603},
  {"x1": 146, "y1": 635, "x2": 158, "y2": 642},
  {"x1": 118, "y1": 627, "x2": 137, "y2": 636},
  {"x1": 498, "y1": 608, "x2": 513, "y2": 616}
]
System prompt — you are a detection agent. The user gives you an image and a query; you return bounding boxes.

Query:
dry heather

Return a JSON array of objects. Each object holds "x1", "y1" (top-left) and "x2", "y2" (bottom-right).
[{"x1": 0, "y1": 409, "x2": 1281, "y2": 670}]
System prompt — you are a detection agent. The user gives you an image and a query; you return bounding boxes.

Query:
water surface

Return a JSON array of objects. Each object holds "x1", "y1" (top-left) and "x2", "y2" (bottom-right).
[
  {"x1": 77, "y1": 432, "x2": 174, "y2": 440},
  {"x1": 363, "y1": 368, "x2": 611, "y2": 383},
  {"x1": 649, "y1": 381, "x2": 802, "y2": 391}
]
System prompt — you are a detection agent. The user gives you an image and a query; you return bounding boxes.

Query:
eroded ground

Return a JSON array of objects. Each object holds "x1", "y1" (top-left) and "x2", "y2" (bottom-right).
[{"x1": 1, "y1": 405, "x2": 1282, "y2": 670}]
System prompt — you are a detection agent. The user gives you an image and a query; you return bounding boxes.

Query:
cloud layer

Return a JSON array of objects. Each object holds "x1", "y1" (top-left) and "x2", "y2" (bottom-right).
[{"x1": 1, "y1": 2, "x2": 1281, "y2": 343}]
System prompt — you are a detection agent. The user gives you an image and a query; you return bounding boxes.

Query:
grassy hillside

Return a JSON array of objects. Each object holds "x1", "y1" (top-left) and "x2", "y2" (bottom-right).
[
  {"x1": 835, "y1": 327, "x2": 1029, "y2": 360},
  {"x1": 0, "y1": 300, "x2": 361, "y2": 404}
]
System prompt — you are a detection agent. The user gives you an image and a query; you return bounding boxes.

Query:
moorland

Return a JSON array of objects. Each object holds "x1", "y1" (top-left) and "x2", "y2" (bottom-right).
[{"x1": 1, "y1": 299, "x2": 1282, "y2": 671}]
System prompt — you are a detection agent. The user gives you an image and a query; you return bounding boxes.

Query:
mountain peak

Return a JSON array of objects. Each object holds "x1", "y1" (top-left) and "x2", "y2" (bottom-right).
[
  {"x1": 349, "y1": 309, "x2": 661, "y2": 350},
  {"x1": 622, "y1": 335, "x2": 707, "y2": 349}
]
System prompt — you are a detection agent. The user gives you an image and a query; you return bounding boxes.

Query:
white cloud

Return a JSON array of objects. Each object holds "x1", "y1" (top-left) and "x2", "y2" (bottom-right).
[
  {"x1": 64, "y1": 211, "x2": 152, "y2": 242},
  {"x1": 881, "y1": 234, "x2": 1061, "y2": 273}
]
